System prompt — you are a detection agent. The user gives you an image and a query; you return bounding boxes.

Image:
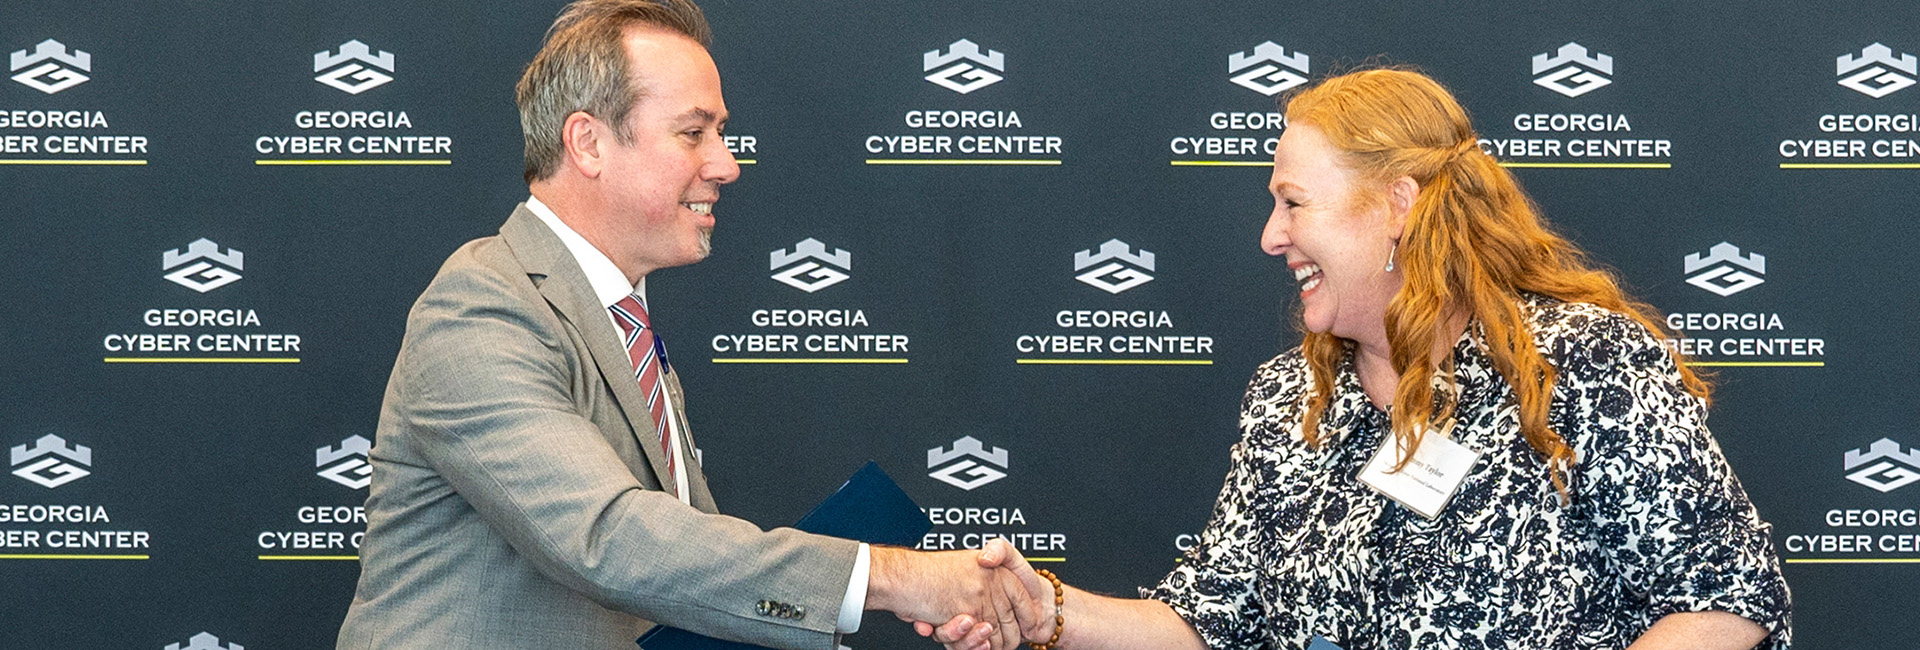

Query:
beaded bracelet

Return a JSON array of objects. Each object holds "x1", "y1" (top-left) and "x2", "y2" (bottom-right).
[{"x1": 1029, "y1": 569, "x2": 1064, "y2": 650}]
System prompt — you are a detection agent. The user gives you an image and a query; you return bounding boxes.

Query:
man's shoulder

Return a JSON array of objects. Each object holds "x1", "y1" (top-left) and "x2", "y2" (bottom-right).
[
  {"x1": 407, "y1": 235, "x2": 524, "y2": 308},
  {"x1": 413, "y1": 205, "x2": 556, "y2": 295},
  {"x1": 384, "y1": 229, "x2": 578, "y2": 403},
  {"x1": 395, "y1": 225, "x2": 570, "y2": 350}
]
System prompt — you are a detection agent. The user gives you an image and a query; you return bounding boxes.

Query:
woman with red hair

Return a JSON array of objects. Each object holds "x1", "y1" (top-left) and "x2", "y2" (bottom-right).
[{"x1": 937, "y1": 68, "x2": 1790, "y2": 650}]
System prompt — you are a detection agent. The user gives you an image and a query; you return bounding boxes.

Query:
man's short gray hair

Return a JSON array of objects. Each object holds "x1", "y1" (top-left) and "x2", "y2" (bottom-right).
[{"x1": 515, "y1": 0, "x2": 712, "y2": 183}]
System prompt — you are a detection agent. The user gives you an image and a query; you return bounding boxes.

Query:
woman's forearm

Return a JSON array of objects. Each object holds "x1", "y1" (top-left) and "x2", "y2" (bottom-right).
[
  {"x1": 1625, "y1": 611, "x2": 1768, "y2": 650},
  {"x1": 1051, "y1": 585, "x2": 1209, "y2": 650}
]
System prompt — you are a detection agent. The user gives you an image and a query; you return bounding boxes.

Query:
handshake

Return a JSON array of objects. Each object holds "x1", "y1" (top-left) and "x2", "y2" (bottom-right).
[{"x1": 868, "y1": 538, "x2": 1061, "y2": 650}]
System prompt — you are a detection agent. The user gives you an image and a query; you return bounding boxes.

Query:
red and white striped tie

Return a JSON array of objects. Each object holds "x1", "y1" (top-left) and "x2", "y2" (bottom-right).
[{"x1": 609, "y1": 294, "x2": 675, "y2": 496}]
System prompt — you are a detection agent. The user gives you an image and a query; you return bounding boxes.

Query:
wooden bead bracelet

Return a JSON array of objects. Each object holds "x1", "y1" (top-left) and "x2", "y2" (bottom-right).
[{"x1": 1030, "y1": 568, "x2": 1064, "y2": 649}]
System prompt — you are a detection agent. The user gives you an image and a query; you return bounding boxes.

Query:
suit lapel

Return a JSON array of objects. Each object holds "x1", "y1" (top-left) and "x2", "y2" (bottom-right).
[{"x1": 499, "y1": 206, "x2": 678, "y2": 493}]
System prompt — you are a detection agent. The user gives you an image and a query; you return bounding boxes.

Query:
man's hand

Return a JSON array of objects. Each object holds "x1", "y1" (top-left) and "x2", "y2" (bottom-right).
[{"x1": 866, "y1": 543, "x2": 1028, "y2": 650}]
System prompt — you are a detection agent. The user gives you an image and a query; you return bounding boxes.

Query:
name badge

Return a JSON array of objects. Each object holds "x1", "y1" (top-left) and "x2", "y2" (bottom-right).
[{"x1": 1356, "y1": 423, "x2": 1482, "y2": 519}]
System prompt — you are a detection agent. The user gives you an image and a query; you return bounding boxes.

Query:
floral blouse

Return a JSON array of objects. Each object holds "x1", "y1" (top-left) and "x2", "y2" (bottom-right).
[{"x1": 1149, "y1": 297, "x2": 1791, "y2": 650}]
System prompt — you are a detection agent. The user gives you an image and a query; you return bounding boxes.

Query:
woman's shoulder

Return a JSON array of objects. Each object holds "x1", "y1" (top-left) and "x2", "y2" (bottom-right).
[
  {"x1": 1248, "y1": 347, "x2": 1312, "y2": 393},
  {"x1": 1240, "y1": 348, "x2": 1313, "y2": 427},
  {"x1": 1520, "y1": 294, "x2": 1676, "y2": 381}
]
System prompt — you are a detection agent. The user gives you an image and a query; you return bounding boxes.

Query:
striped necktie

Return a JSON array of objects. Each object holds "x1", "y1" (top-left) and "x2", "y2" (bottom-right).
[{"x1": 609, "y1": 294, "x2": 675, "y2": 495}]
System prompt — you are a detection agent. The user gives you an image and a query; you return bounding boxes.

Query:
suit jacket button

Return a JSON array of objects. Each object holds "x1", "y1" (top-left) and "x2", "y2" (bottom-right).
[
  {"x1": 756, "y1": 600, "x2": 773, "y2": 616},
  {"x1": 790, "y1": 605, "x2": 806, "y2": 620}
]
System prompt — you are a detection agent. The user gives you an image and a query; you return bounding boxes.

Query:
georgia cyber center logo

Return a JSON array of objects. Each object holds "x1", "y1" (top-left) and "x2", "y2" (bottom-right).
[
  {"x1": 1845, "y1": 438, "x2": 1920, "y2": 493},
  {"x1": 1683, "y1": 242, "x2": 1765, "y2": 297},
  {"x1": 162, "y1": 238, "x2": 244, "y2": 293},
  {"x1": 165, "y1": 632, "x2": 243, "y2": 650},
  {"x1": 927, "y1": 436, "x2": 1008, "y2": 491},
  {"x1": 1074, "y1": 239, "x2": 1155, "y2": 294},
  {"x1": 769, "y1": 238, "x2": 851, "y2": 293},
  {"x1": 314, "y1": 39, "x2": 396, "y2": 95},
  {"x1": 923, "y1": 39, "x2": 1004, "y2": 94},
  {"x1": 10, "y1": 434, "x2": 92, "y2": 489},
  {"x1": 9, "y1": 39, "x2": 91, "y2": 94},
  {"x1": 1532, "y1": 42, "x2": 1612, "y2": 98},
  {"x1": 1836, "y1": 43, "x2": 1916, "y2": 99},
  {"x1": 1227, "y1": 42, "x2": 1309, "y2": 97},
  {"x1": 317, "y1": 435, "x2": 372, "y2": 489}
]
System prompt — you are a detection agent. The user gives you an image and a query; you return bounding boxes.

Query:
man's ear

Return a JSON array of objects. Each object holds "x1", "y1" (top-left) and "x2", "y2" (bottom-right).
[{"x1": 561, "y1": 111, "x2": 605, "y2": 178}]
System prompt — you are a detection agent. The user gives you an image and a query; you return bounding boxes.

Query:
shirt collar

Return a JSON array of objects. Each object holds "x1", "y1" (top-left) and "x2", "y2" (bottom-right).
[{"x1": 524, "y1": 194, "x2": 645, "y2": 309}]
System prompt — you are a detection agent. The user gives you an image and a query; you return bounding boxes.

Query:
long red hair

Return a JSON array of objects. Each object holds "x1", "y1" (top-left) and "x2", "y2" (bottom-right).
[{"x1": 1284, "y1": 69, "x2": 1709, "y2": 498}]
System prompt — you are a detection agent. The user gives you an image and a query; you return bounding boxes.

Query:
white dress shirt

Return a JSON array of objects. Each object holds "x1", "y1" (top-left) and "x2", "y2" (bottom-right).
[{"x1": 524, "y1": 195, "x2": 870, "y2": 634}]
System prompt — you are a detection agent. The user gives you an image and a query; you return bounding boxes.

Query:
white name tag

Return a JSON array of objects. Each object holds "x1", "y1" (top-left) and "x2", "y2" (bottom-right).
[{"x1": 1357, "y1": 425, "x2": 1482, "y2": 519}]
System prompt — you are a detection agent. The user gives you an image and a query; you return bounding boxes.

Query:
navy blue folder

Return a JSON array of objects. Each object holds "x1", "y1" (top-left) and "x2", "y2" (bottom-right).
[
  {"x1": 639, "y1": 461, "x2": 931, "y2": 649},
  {"x1": 1307, "y1": 635, "x2": 1345, "y2": 650}
]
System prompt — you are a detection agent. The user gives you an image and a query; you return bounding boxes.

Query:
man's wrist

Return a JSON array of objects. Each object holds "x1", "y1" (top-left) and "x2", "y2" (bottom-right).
[{"x1": 862, "y1": 545, "x2": 899, "y2": 612}]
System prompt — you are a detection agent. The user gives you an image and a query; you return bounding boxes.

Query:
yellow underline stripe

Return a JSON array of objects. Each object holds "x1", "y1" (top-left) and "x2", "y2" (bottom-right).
[
  {"x1": 711, "y1": 358, "x2": 909, "y2": 364},
  {"x1": 865, "y1": 159, "x2": 1060, "y2": 165},
  {"x1": 0, "y1": 554, "x2": 149, "y2": 560},
  {"x1": 1017, "y1": 359, "x2": 1213, "y2": 365},
  {"x1": 255, "y1": 159, "x2": 451, "y2": 165},
  {"x1": 1499, "y1": 162, "x2": 1671, "y2": 169},
  {"x1": 0, "y1": 159, "x2": 146, "y2": 165},
  {"x1": 735, "y1": 159, "x2": 757, "y2": 164},
  {"x1": 1785, "y1": 558, "x2": 1920, "y2": 564},
  {"x1": 1026, "y1": 557, "x2": 1067, "y2": 563},
  {"x1": 105, "y1": 357, "x2": 301, "y2": 363},
  {"x1": 259, "y1": 555, "x2": 360, "y2": 561},
  {"x1": 1780, "y1": 163, "x2": 1920, "y2": 169},
  {"x1": 1170, "y1": 160, "x2": 1273, "y2": 167},
  {"x1": 1686, "y1": 361, "x2": 1824, "y2": 367}
]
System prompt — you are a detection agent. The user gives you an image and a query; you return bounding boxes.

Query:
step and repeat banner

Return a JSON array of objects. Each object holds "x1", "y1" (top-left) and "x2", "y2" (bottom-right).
[{"x1": 3, "y1": 1, "x2": 1916, "y2": 648}]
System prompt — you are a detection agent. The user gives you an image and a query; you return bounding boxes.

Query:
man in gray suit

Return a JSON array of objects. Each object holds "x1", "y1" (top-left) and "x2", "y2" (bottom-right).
[{"x1": 336, "y1": 1, "x2": 1031, "y2": 648}]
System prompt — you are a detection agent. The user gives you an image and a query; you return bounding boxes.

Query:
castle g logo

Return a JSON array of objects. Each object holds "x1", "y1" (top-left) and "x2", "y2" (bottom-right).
[
  {"x1": 1836, "y1": 43, "x2": 1917, "y2": 98},
  {"x1": 314, "y1": 40, "x2": 395, "y2": 94},
  {"x1": 1532, "y1": 43, "x2": 1613, "y2": 97},
  {"x1": 769, "y1": 238, "x2": 851, "y2": 293},
  {"x1": 1227, "y1": 42, "x2": 1309, "y2": 96},
  {"x1": 1074, "y1": 239, "x2": 1155, "y2": 294},
  {"x1": 928, "y1": 436, "x2": 1008, "y2": 491},
  {"x1": 317, "y1": 435, "x2": 372, "y2": 489},
  {"x1": 165, "y1": 632, "x2": 243, "y2": 650},
  {"x1": 10, "y1": 434, "x2": 92, "y2": 489},
  {"x1": 1684, "y1": 242, "x2": 1764, "y2": 297},
  {"x1": 163, "y1": 238, "x2": 244, "y2": 293},
  {"x1": 9, "y1": 39, "x2": 91, "y2": 94},
  {"x1": 1844, "y1": 438, "x2": 1920, "y2": 493},
  {"x1": 923, "y1": 39, "x2": 1004, "y2": 94}
]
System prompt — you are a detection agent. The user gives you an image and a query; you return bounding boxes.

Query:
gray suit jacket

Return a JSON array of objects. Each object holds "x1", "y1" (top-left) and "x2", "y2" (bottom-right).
[{"x1": 337, "y1": 205, "x2": 858, "y2": 650}]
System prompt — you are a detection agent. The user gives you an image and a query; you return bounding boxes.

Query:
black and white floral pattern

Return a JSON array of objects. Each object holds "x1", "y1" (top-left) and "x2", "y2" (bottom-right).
[{"x1": 1149, "y1": 296, "x2": 1791, "y2": 650}]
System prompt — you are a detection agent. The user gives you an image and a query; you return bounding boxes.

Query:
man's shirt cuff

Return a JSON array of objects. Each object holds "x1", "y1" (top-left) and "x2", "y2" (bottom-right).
[{"x1": 837, "y1": 543, "x2": 870, "y2": 633}]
